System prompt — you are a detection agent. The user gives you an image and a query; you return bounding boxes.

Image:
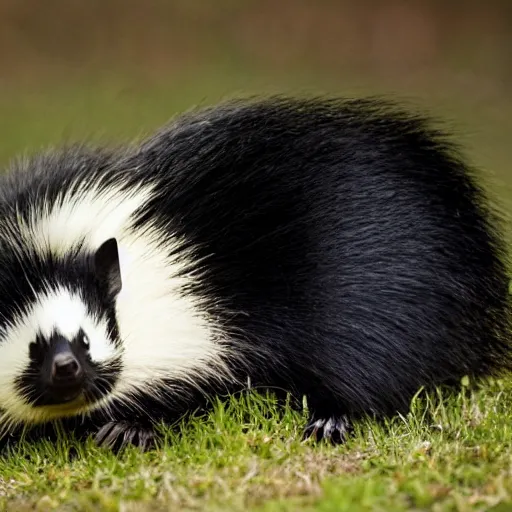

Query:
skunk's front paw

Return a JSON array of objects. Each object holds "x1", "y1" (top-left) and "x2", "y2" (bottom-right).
[
  {"x1": 303, "y1": 415, "x2": 351, "y2": 444},
  {"x1": 94, "y1": 421, "x2": 157, "y2": 451}
]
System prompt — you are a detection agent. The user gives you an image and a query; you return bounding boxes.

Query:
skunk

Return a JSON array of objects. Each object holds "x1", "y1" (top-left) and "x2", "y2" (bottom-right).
[{"x1": 0, "y1": 96, "x2": 510, "y2": 451}]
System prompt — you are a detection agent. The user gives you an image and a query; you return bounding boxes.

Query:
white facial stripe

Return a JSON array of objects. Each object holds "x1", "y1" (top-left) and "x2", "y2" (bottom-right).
[
  {"x1": 32, "y1": 289, "x2": 90, "y2": 340},
  {"x1": 33, "y1": 288, "x2": 118, "y2": 363}
]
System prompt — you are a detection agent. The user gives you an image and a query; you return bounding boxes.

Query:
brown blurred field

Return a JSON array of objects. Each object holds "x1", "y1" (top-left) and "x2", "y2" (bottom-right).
[{"x1": 0, "y1": 0, "x2": 510, "y2": 214}]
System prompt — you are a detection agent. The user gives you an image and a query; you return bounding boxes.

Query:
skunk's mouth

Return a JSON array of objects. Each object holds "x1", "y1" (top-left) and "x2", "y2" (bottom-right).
[
  {"x1": 13, "y1": 375, "x2": 107, "y2": 422},
  {"x1": 25, "y1": 387, "x2": 108, "y2": 423},
  {"x1": 45, "y1": 385, "x2": 85, "y2": 405},
  {"x1": 0, "y1": 391, "x2": 97, "y2": 428},
  {"x1": 32, "y1": 386, "x2": 89, "y2": 410},
  {"x1": 40, "y1": 395, "x2": 88, "y2": 412}
]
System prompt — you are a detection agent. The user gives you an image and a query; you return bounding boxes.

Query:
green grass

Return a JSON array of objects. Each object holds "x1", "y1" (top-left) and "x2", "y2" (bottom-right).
[{"x1": 1, "y1": 380, "x2": 512, "y2": 511}]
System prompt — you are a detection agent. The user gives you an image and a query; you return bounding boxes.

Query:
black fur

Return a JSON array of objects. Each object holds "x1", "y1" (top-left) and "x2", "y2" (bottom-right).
[{"x1": 1, "y1": 96, "x2": 511, "y2": 451}]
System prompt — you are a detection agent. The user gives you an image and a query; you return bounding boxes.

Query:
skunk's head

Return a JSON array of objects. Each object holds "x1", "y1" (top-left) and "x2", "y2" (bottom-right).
[
  {"x1": 0, "y1": 237, "x2": 124, "y2": 428},
  {"x1": 0, "y1": 147, "x2": 229, "y2": 435}
]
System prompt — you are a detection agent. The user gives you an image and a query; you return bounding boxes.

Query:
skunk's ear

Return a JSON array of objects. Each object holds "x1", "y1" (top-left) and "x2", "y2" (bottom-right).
[{"x1": 94, "y1": 238, "x2": 122, "y2": 297}]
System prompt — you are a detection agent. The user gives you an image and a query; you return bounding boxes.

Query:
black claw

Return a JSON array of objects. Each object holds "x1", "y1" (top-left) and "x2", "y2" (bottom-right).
[
  {"x1": 303, "y1": 415, "x2": 351, "y2": 445},
  {"x1": 94, "y1": 421, "x2": 157, "y2": 452}
]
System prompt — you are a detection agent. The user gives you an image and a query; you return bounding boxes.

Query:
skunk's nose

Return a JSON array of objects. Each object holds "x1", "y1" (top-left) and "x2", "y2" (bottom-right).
[
  {"x1": 38, "y1": 335, "x2": 87, "y2": 405},
  {"x1": 48, "y1": 339, "x2": 84, "y2": 393},
  {"x1": 51, "y1": 352, "x2": 82, "y2": 383}
]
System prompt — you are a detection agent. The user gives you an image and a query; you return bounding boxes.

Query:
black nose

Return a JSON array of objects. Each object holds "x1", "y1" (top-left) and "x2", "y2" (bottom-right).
[
  {"x1": 38, "y1": 335, "x2": 86, "y2": 405},
  {"x1": 51, "y1": 352, "x2": 83, "y2": 384}
]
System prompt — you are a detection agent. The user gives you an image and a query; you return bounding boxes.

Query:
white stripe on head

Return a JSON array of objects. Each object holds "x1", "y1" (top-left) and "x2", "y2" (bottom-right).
[{"x1": 27, "y1": 287, "x2": 117, "y2": 363}]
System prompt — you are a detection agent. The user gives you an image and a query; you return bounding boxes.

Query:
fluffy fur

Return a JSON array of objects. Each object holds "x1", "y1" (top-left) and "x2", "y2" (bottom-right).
[{"x1": 0, "y1": 96, "x2": 510, "y2": 450}]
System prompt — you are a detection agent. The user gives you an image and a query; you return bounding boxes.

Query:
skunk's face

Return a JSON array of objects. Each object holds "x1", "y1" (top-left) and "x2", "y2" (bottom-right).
[{"x1": 0, "y1": 238, "x2": 124, "y2": 427}]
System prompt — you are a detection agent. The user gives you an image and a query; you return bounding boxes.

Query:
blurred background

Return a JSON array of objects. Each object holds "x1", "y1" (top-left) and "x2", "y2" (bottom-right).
[{"x1": 0, "y1": 0, "x2": 511, "y2": 224}]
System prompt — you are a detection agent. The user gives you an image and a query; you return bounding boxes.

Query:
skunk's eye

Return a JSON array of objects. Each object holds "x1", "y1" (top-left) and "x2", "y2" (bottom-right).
[{"x1": 81, "y1": 333, "x2": 90, "y2": 350}]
